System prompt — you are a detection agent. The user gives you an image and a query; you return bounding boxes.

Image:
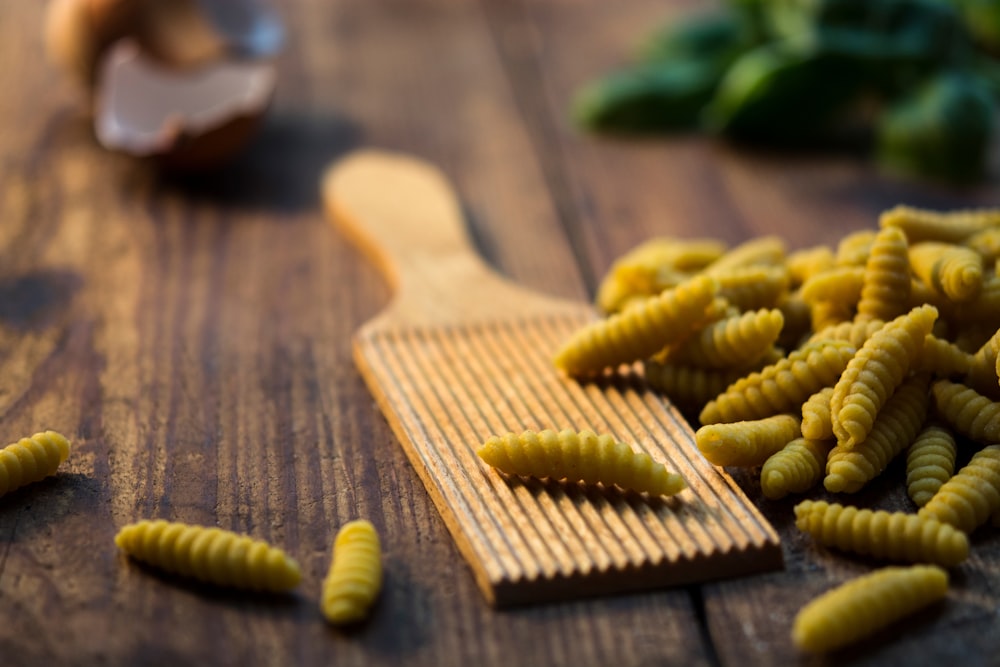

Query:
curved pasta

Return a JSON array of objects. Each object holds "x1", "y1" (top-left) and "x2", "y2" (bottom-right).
[
  {"x1": 0, "y1": 430, "x2": 71, "y2": 497},
  {"x1": 951, "y1": 276, "x2": 1000, "y2": 327},
  {"x1": 786, "y1": 245, "x2": 836, "y2": 286},
  {"x1": 918, "y1": 445, "x2": 1000, "y2": 533},
  {"x1": 906, "y1": 424, "x2": 958, "y2": 508},
  {"x1": 114, "y1": 520, "x2": 302, "y2": 591},
  {"x1": 825, "y1": 374, "x2": 930, "y2": 494},
  {"x1": 704, "y1": 236, "x2": 786, "y2": 274},
  {"x1": 830, "y1": 305, "x2": 937, "y2": 448},
  {"x1": 695, "y1": 414, "x2": 801, "y2": 468},
  {"x1": 792, "y1": 565, "x2": 948, "y2": 653},
  {"x1": 554, "y1": 275, "x2": 718, "y2": 376},
  {"x1": 965, "y1": 328, "x2": 1000, "y2": 399},
  {"x1": 699, "y1": 339, "x2": 857, "y2": 424},
  {"x1": 808, "y1": 318, "x2": 885, "y2": 349},
  {"x1": 643, "y1": 361, "x2": 743, "y2": 413},
  {"x1": 670, "y1": 308, "x2": 784, "y2": 369},
  {"x1": 880, "y1": 205, "x2": 1000, "y2": 244},
  {"x1": 800, "y1": 266, "x2": 864, "y2": 305},
  {"x1": 932, "y1": 380, "x2": 1000, "y2": 444},
  {"x1": 776, "y1": 293, "x2": 813, "y2": 350},
  {"x1": 918, "y1": 334, "x2": 973, "y2": 377},
  {"x1": 834, "y1": 230, "x2": 876, "y2": 267},
  {"x1": 794, "y1": 500, "x2": 968, "y2": 567},
  {"x1": 909, "y1": 242, "x2": 984, "y2": 302},
  {"x1": 856, "y1": 226, "x2": 911, "y2": 323},
  {"x1": 964, "y1": 227, "x2": 1000, "y2": 263},
  {"x1": 321, "y1": 520, "x2": 383, "y2": 625},
  {"x1": 800, "y1": 387, "x2": 834, "y2": 441},
  {"x1": 476, "y1": 429, "x2": 687, "y2": 497},
  {"x1": 714, "y1": 266, "x2": 791, "y2": 311},
  {"x1": 761, "y1": 437, "x2": 833, "y2": 500},
  {"x1": 809, "y1": 300, "x2": 854, "y2": 331}
]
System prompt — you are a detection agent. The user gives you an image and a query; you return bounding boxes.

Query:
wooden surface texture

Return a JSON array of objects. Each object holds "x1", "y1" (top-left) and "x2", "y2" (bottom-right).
[{"x1": 1, "y1": 0, "x2": 999, "y2": 665}]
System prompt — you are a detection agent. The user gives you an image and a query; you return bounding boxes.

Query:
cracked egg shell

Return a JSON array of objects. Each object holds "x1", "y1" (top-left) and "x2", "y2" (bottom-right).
[{"x1": 94, "y1": 40, "x2": 276, "y2": 169}]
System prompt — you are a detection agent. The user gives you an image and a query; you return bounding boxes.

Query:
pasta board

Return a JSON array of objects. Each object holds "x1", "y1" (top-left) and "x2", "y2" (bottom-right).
[{"x1": 321, "y1": 150, "x2": 783, "y2": 607}]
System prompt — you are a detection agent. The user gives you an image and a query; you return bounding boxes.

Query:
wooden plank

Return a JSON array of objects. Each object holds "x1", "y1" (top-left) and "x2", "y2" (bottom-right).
[
  {"x1": 490, "y1": 0, "x2": 1000, "y2": 662},
  {"x1": 323, "y1": 150, "x2": 781, "y2": 605},
  {"x1": 0, "y1": 0, "x2": 715, "y2": 665}
]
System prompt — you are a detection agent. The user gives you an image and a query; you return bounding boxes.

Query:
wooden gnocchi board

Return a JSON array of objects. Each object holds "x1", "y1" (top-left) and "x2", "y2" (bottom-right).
[{"x1": 322, "y1": 150, "x2": 783, "y2": 607}]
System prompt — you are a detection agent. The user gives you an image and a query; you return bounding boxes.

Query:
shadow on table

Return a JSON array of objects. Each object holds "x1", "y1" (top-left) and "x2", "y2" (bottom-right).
[
  {"x1": 0, "y1": 472, "x2": 99, "y2": 541},
  {"x1": 0, "y1": 269, "x2": 83, "y2": 332},
  {"x1": 149, "y1": 112, "x2": 362, "y2": 215}
]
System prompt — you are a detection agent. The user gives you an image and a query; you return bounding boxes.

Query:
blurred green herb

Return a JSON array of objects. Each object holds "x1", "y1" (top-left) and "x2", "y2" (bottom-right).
[{"x1": 573, "y1": 0, "x2": 1000, "y2": 183}]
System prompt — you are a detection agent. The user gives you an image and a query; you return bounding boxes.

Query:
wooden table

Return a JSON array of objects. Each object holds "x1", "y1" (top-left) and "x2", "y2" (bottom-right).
[{"x1": 2, "y1": 1, "x2": 998, "y2": 665}]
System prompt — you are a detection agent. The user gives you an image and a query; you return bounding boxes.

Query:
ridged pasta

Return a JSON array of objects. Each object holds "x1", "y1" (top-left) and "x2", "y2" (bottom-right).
[
  {"x1": 321, "y1": 520, "x2": 383, "y2": 625},
  {"x1": 918, "y1": 445, "x2": 1000, "y2": 533},
  {"x1": 114, "y1": 520, "x2": 302, "y2": 591},
  {"x1": 856, "y1": 226, "x2": 911, "y2": 323},
  {"x1": 699, "y1": 339, "x2": 857, "y2": 424},
  {"x1": 794, "y1": 500, "x2": 968, "y2": 567},
  {"x1": 595, "y1": 238, "x2": 715, "y2": 314},
  {"x1": 965, "y1": 328, "x2": 1000, "y2": 399},
  {"x1": 906, "y1": 425, "x2": 958, "y2": 508},
  {"x1": 834, "y1": 229, "x2": 876, "y2": 266},
  {"x1": 908, "y1": 242, "x2": 984, "y2": 302},
  {"x1": 918, "y1": 334, "x2": 973, "y2": 376},
  {"x1": 643, "y1": 360, "x2": 743, "y2": 413},
  {"x1": 951, "y1": 275, "x2": 1000, "y2": 327},
  {"x1": 704, "y1": 236, "x2": 785, "y2": 274},
  {"x1": 880, "y1": 205, "x2": 1000, "y2": 244},
  {"x1": 776, "y1": 292, "x2": 813, "y2": 350},
  {"x1": 809, "y1": 300, "x2": 854, "y2": 331},
  {"x1": 808, "y1": 318, "x2": 885, "y2": 348},
  {"x1": 801, "y1": 387, "x2": 834, "y2": 441},
  {"x1": 830, "y1": 305, "x2": 937, "y2": 448},
  {"x1": 695, "y1": 414, "x2": 801, "y2": 467},
  {"x1": 554, "y1": 275, "x2": 718, "y2": 376},
  {"x1": 932, "y1": 380, "x2": 1000, "y2": 444},
  {"x1": 476, "y1": 429, "x2": 687, "y2": 497},
  {"x1": 963, "y1": 227, "x2": 1000, "y2": 263},
  {"x1": 0, "y1": 430, "x2": 71, "y2": 497},
  {"x1": 714, "y1": 266, "x2": 790, "y2": 311},
  {"x1": 825, "y1": 374, "x2": 930, "y2": 493},
  {"x1": 761, "y1": 437, "x2": 833, "y2": 500},
  {"x1": 792, "y1": 565, "x2": 948, "y2": 653},
  {"x1": 669, "y1": 308, "x2": 784, "y2": 369},
  {"x1": 800, "y1": 266, "x2": 864, "y2": 305}
]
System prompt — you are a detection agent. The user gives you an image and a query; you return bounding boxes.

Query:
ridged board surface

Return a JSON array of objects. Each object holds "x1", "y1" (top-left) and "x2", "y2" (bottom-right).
[{"x1": 355, "y1": 310, "x2": 783, "y2": 606}]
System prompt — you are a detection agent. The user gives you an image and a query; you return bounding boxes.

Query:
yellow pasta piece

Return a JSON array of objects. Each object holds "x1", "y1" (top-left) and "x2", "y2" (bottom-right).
[
  {"x1": 932, "y1": 380, "x2": 1000, "y2": 444},
  {"x1": 963, "y1": 227, "x2": 1000, "y2": 263},
  {"x1": 321, "y1": 520, "x2": 383, "y2": 625},
  {"x1": 668, "y1": 308, "x2": 784, "y2": 369},
  {"x1": 714, "y1": 266, "x2": 791, "y2": 311},
  {"x1": 792, "y1": 564, "x2": 948, "y2": 653},
  {"x1": 918, "y1": 334, "x2": 973, "y2": 376},
  {"x1": 906, "y1": 424, "x2": 958, "y2": 508},
  {"x1": 776, "y1": 292, "x2": 813, "y2": 350},
  {"x1": 554, "y1": 275, "x2": 718, "y2": 376},
  {"x1": 476, "y1": 429, "x2": 686, "y2": 497},
  {"x1": 830, "y1": 305, "x2": 937, "y2": 448},
  {"x1": 114, "y1": 520, "x2": 302, "y2": 591},
  {"x1": 0, "y1": 430, "x2": 71, "y2": 497},
  {"x1": 808, "y1": 318, "x2": 885, "y2": 348},
  {"x1": 695, "y1": 414, "x2": 801, "y2": 467},
  {"x1": 801, "y1": 387, "x2": 834, "y2": 441},
  {"x1": 786, "y1": 245, "x2": 836, "y2": 286},
  {"x1": 834, "y1": 229, "x2": 876, "y2": 266},
  {"x1": 881, "y1": 205, "x2": 1000, "y2": 244},
  {"x1": 918, "y1": 445, "x2": 1000, "y2": 533},
  {"x1": 794, "y1": 500, "x2": 968, "y2": 567},
  {"x1": 809, "y1": 300, "x2": 853, "y2": 331},
  {"x1": 825, "y1": 373, "x2": 930, "y2": 493},
  {"x1": 800, "y1": 266, "x2": 864, "y2": 305},
  {"x1": 699, "y1": 339, "x2": 857, "y2": 424},
  {"x1": 595, "y1": 238, "x2": 704, "y2": 314},
  {"x1": 856, "y1": 226, "x2": 911, "y2": 323},
  {"x1": 908, "y1": 242, "x2": 984, "y2": 302},
  {"x1": 965, "y1": 328, "x2": 1000, "y2": 399},
  {"x1": 643, "y1": 360, "x2": 744, "y2": 413},
  {"x1": 761, "y1": 437, "x2": 833, "y2": 500},
  {"x1": 704, "y1": 236, "x2": 786, "y2": 274},
  {"x1": 952, "y1": 275, "x2": 1000, "y2": 327}
]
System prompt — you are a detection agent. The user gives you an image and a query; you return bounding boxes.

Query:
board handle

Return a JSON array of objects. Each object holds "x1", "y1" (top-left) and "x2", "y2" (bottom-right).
[{"x1": 322, "y1": 149, "x2": 571, "y2": 326}]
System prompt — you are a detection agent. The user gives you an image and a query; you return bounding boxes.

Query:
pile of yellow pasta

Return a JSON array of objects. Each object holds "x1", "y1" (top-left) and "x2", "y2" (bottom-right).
[{"x1": 556, "y1": 205, "x2": 1000, "y2": 653}]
